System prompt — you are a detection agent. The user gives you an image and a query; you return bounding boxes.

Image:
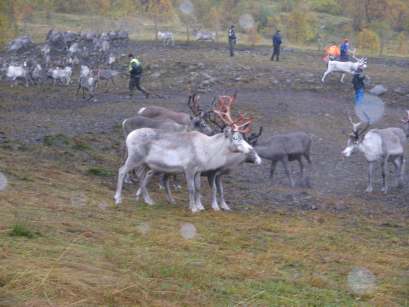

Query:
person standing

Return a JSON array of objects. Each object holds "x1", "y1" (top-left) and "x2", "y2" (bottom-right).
[
  {"x1": 340, "y1": 39, "x2": 350, "y2": 62},
  {"x1": 352, "y1": 67, "x2": 366, "y2": 106},
  {"x1": 271, "y1": 30, "x2": 282, "y2": 61},
  {"x1": 228, "y1": 25, "x2": 237, "y2": 57},
  {"x1": 128, "y1": 53, "x2": 149, "y2": 99}
]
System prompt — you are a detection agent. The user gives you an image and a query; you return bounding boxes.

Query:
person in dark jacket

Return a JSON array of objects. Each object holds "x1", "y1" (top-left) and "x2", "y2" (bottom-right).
[
  {"x1": 228, "y1": 25, "x2": 236, "y2": 57},
  {"x1": 352, "y1": 67, "x2": 366, "y2": 105},
  {"x1": 271, "y1": 30, "x2": 282, "y2": 61},
  {"x1": 340, "y1": 39, "x2": 349, "y2": 62},
  {"x1": 128, "y1": 53, "x2": 149, "y2": 98}
]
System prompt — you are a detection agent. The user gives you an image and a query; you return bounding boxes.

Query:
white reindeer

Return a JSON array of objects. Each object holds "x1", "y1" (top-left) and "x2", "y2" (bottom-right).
[
  {"x1": 195, "y1": 31, "x2": 216, "y2": 42},
  {"x1": 157, "y1": 31, "x2": 175, "y2": 46},
  {"x1": 6, "y1": 62, "x2": 30, "y2": 87},
  {"x1": 342, "y1": 115, "x2": 407, "y2": 193},
  {"x1": 48, "y1": 66, "x2": 72, "y2": 86},
  {"x1": 321, "y1": 51, "x2": 367, "y2": 83}
]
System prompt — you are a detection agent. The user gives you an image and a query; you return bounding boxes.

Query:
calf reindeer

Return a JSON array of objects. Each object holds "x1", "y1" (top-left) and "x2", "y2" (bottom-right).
[{"x1": 342, "y1": 115, "x2": 407, "y2": 193}]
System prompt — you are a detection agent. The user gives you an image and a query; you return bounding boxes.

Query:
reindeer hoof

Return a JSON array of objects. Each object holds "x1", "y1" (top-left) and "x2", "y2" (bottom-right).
[{"x1": 365, "y1": 187, "x2": 373, "y2": 193}]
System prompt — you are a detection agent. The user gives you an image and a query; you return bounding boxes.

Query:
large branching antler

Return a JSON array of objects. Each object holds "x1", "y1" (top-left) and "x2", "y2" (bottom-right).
[
  {"x1": 213, "y1": 93, "x2": 253, "y2": 133},
  {"x1": 187, "y1": 93, "x2": 202, "y2": 116}
]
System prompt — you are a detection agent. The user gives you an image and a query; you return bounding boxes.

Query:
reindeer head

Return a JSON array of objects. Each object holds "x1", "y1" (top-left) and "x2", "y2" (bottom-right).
[
  {"x1": 245, "y1": 126, "x2": 263, "y2": 146},
  {"x1": 342, "y1": 115, "x2": 370, "y2": 157},
  {"x1": 187, "y1": 94, "x2": 214, "y2": 135},
  {"x1": 212, "y1": 93, "x2": 260, "y2": 161},
  {"x1": 401, "y1": 110, "x2": 409, "y2": 137}
]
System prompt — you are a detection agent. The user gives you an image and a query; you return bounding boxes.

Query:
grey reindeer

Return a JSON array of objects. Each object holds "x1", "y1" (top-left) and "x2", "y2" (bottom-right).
[
  {"x1": 246, "y1": 127, "x2": 312, "y2": 187},
  {"x1": 342, "y1": 114, "x2": 407, "y2": 193},
  {"x1": 76, "y1": 65, "x2": 98, "y2": 101},
  {"x1": 128, "y1": 94, "x2": 215, "y2": 188},
  {"x1": 156, "y1": 93, "x2": 258, "y2": 210},
  {"x1": 114, "y1": 126, "x2": 261, "y2": 213}
]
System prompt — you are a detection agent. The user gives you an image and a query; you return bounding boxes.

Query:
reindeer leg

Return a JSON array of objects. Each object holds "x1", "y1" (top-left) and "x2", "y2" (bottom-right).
[
  {"x1": 399, "y1": 157, "x2": 406, "y2": 187},
  {"x1": 297, "y1": 157, "x2": 304, "y2": 186},
  {"x1": 270, "y1": 160, "x2": 278, "y2": 182},
  {"x1": 114, "y1": 155, "x2": 140, "y2": 206},
  {"x1": 185, "y1": 171, "x2": 198, "y2": 213},
  {"x1": 216, "y1": 174, "x2": 231, "y2": 211},
  {"x1": 139, "y1": 170, "x2": 155, "y2": 205},
  {"x1": 365, "y1": 161, "x2": 375, "y2": 193},
  {"x1": 164, "y1": 174, "x2": 176, "y2": 204},
  {"x1": 340, "y1": 73, "x2": 345, "y2": 83},
  {"x1": 208, "y1": 172, "x2": 220, "y2": 211},
  {"x1": 381, "y1": 156, "x2": 389, "y2": 193},
  {"x1": 281, "y1": 157, "x2": 295, "y2": 187},
  {"x1": 194, "y1": 172, "x2": 204, "y2": 211},
  {"x1": 173, "y1": 175, "x2": 182, "y2": 191},
  {"x1": 321, "y1": 70, "x2": 329, "y2": 83},
  {"x1": 159, "y1": 173, "x2": 166, "y2": 190}
]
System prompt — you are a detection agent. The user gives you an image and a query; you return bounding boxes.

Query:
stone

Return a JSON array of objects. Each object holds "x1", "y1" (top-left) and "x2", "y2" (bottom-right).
[{"x1": 369, "y1": 84, "x2": 387, "y2": 96}]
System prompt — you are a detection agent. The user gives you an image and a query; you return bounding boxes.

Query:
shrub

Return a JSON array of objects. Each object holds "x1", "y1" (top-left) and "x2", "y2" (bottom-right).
[
  {"x1": 9, "y1": 224, "x2": 35, "y2": 238},
  {"x1": 356, "y1": 29, "x2": 381, "y2": 53},
  {"x1": 310, "y1": 0, "x2": 342, "y2": 15}
]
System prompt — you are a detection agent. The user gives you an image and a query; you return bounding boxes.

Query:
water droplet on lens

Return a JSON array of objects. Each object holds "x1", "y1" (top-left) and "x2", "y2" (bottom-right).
[
  {"x1": 136, "y1": 222, "x2": 150, "y2": 235},
  {"x1": 0, "y1": 172, "x2": 8, "y2": 191},
  {"x1": 347, "y1": 267, "x2": 376, "y2": 296},
  {"x1": 180, "y1": 223, "x2": 196, "y2": 240}
]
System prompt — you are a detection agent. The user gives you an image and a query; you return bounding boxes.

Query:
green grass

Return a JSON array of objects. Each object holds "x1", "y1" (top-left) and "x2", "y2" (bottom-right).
[
  {"x1": 9, "y1": 223, "x2": 36, "y2": 239},
  {"x1": 86, "y1": 167, "x2": 114, "y2": 177},
  {"x1": 0, "y1": 134, "x2": 408, "y2": 306}
]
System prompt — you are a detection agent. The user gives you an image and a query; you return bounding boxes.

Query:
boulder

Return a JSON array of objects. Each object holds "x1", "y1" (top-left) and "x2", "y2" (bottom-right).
[
  {"x1": 7, "y1": 36, "x2": 33, "y2": 53},
  {"x1": 369, "y1": 84, "x2": 387, "y2": 96}
]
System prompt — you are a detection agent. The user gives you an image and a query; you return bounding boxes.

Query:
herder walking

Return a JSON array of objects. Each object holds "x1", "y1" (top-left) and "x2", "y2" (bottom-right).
[
  {"x1": 128, "y1": 53, "x2": 149, "y2": 99},
  {"x1": 228, "y1": 25, "x2": 237, "y2": 57},
  {"x1": 271, "y1": 30, "x2": 282, "y2": 61}
]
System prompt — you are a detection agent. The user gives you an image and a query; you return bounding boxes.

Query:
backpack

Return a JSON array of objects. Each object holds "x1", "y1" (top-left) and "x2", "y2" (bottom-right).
[{"x1": 131, "y1": 61, "x2": 142, "y2": 75}]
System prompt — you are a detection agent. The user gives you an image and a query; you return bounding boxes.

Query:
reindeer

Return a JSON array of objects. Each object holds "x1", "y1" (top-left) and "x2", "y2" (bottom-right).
[
  {"x1": 114, "y1": 116, "x2": 261, "y2": 213},
  {"x1": 96, "y1": 69, "x2": 119, "y2": 88},
  {"x1": 47, "y1": 66, "x2": 72, "y2": 86},
  {"x1": 6, "y1": 62, "x2": 30, "y2": 87},
  {"x1": 76, "y1": 65, "x2": 97, "y2": 101},
  {"x1": 154, "y1": 93, "x2": 257, "y2": 210},
  {"x1": 245, "y1": 127, "x2": 312, "y2": 187},
  {"x1": 157, "y1": 31, "x2": 175, "y2": 46},
  {"x1": 137, "y1": 95, "x2": 213, "y2": 135},
  {"x1": 195, "y1": 31, "x2": 216, "y2": 42},
  {"x1": 321, "y1": 50, "x2": 367, "y2": 83},
  {"x1": 342, "y1": 115, "x2": 407, "y2": 193}
]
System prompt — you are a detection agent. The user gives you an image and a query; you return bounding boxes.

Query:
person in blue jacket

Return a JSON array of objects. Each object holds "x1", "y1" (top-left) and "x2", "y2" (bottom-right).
[
  {"x1": 271, "y1": 30, "x2": 282, "y2": 61},
  {"x1": 340, "y1": 39, "x2": 350, "y2": 62}
]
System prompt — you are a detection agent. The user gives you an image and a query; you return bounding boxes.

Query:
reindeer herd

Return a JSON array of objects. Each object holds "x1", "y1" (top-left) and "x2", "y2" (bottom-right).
[
  {"x1": 113, "y1": 90, "x2": 409, "y2": 213},
  {"x1": 0, "y1": 29, "x2": 127, "y2": 97}
]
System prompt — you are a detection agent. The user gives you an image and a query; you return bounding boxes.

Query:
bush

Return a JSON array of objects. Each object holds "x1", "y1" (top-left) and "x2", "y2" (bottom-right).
[
  {"x1": 310, "y1": 0, "x2": 342, "y2": 15},
  {"x1": 356, "y1": 29, "x2": 381, "y2": 53},
  {"x1": 397, "y1": 32, "x2": 409, "y2": 55},
  {"x1": 286, "y1": 10, "x2": 316, "y2": 43},
  {"x1": 9, "y1": 224, "x2": 35, "y2": 238}
]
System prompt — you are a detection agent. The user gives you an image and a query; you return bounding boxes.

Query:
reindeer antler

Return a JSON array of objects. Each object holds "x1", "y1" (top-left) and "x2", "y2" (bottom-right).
[
  {"x1": 213, "y1": 94, "x2": 253, "y2": 133},
  {"x1": 187, "y1": 93, "x2": 202, "y2": 115}
]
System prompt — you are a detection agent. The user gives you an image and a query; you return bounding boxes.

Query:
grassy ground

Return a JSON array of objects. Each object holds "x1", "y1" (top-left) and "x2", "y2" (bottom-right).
[{"x1": 0, "y1": 134, "x2": 408, "y2": 306}]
